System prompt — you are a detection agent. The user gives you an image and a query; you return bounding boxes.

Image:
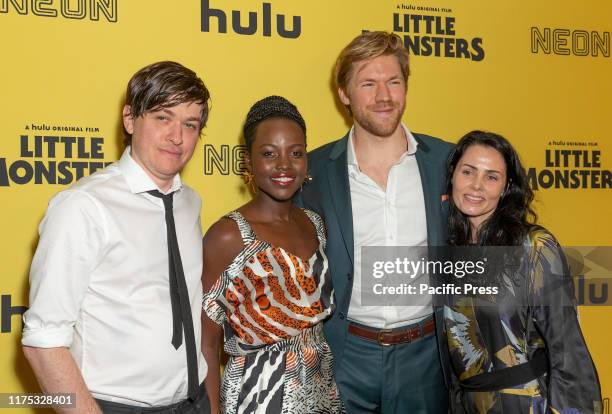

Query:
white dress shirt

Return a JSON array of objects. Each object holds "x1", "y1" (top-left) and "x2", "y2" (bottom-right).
[
  {"x1": 22, "y1": 147, "x2": 207, "y2": 406},
  {"x1": 347, "y1": 124, "x2": 432, "y2": 329}
]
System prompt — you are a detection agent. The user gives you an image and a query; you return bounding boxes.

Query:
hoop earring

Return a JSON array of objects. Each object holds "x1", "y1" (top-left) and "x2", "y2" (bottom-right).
[{"x1": 241, "y1": 170, "x2": 257, "y2": 193}]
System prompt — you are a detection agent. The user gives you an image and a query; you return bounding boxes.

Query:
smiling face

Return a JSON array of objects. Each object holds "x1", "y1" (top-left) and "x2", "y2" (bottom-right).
[
  {"x1": 123, "y1": 100, "x2": 203, "y2": 191},
  {"x1": 338, "y1": 54, "x2": 406, "y2": 138},
  {"x1": 247, "y1": 117, "x2": 307, "y2": 202},
  {"x1": 452, "y1": 144, "x2": 508, "y2": 233}
]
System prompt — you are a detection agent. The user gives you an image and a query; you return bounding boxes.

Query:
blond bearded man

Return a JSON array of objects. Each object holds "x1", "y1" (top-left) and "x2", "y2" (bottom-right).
[{"x1": 299, "y1": 32, "x2": 452, "y2": 413}]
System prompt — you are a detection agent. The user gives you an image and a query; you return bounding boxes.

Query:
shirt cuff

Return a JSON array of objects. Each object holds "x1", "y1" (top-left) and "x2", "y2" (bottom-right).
[{"x1": 21, "y1": 326, "x2": 74, "y2": 348}]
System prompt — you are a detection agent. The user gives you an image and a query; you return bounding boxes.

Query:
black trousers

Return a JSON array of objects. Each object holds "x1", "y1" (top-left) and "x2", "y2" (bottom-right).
[{"x1": 95, "y1": 387, "x2": 210, "y2": 414}]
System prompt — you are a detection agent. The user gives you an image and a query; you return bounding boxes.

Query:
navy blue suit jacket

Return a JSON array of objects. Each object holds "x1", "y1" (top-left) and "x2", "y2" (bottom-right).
[{"x1": 298, "y1": 131, "x2": 453, "y2": 383}]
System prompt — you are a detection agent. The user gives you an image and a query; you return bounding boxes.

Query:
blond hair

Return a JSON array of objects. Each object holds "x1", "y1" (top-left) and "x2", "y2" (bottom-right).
[{"x1": 334, "y1": 31, "x2": 409, "y2": 92}]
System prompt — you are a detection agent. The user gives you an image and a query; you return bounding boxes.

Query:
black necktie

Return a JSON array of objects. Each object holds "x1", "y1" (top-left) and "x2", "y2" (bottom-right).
[{"x1": 148, "y1": 190, "x2": 199, "y2": 400}]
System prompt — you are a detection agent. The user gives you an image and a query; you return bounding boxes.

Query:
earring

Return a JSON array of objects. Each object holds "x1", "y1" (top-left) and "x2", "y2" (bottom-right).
[
  {"x1": 241, "y1": 170, "x2": 257, "y2": 193},
  {"x1": 241, "y1": 170, "x2": 254, "y2": 184},
  {"x1": 301, "y1": 174, "x2": 313, "y2": 190}
]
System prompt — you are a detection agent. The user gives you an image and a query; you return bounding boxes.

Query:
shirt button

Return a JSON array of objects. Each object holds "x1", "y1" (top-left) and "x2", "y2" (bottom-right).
[{"x1": 339, "y1": 312, "x2": 345, "y2": 320}]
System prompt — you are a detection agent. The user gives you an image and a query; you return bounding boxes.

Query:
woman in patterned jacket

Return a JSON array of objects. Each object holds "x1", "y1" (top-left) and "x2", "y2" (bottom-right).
[
  {"x1": 443, "y1": 130, "x2": 602, "y2": 413},
  {"x1": 201, "y1": 96, "x2": 343, "y2": 414}
]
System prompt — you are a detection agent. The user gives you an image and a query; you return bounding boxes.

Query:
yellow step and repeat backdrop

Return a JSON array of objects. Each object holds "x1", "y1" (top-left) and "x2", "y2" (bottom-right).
[{"x1": 1, "y1": 0, "x2": 610, "y2": 412}]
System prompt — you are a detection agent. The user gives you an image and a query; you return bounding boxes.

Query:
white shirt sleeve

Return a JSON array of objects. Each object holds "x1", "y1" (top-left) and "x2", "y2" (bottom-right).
[{"x1": 22, "y1": 190, "x2": 107, "y2": 348}]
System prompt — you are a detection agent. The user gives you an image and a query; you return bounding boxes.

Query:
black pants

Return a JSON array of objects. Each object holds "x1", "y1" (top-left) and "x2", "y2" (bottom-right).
[{"x1": 95, "y1": 388, "x2": 210, "y2": 414}]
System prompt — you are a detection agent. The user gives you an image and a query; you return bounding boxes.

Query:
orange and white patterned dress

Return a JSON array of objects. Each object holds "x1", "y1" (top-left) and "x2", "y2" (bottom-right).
[{"x1": 203, "y1": 210, "x2": 343, "y2": 414}]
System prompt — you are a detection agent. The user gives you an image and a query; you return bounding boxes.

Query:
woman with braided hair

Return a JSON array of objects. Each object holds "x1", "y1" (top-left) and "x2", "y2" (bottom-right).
[{"x1": 201, "y1": 96, "x2": 343, "y2": 414}]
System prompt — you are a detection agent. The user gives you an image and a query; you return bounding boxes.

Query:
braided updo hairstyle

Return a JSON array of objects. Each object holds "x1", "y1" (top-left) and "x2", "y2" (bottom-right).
[{"x1": 243, "y1": 96, "x2": 306, "y2": 151}]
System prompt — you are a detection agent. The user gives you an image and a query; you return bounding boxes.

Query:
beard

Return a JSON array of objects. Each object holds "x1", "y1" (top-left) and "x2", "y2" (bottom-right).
[{"x1": 352, "y1": 101, "x2": 405, "y2": 138}]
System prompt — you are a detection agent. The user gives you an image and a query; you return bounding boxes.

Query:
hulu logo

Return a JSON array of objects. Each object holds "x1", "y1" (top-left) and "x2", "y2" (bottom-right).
[{"x1": 201, "y1": 0, "x2": 301, "y2": 39}]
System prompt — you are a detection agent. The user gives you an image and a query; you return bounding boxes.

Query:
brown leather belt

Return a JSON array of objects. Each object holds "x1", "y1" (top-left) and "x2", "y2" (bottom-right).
[{"x1": 348, "y1": 317, "x2": 435, "y2": 346}]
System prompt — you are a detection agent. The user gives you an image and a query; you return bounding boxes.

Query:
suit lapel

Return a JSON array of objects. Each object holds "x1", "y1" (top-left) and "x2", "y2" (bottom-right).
[
  {"x1": 415, "y1": 135, "x2": 443, "y2": 246},
  {"x1": 323, "y1": 133, "x2": 444, "y2": 263},
  {"x1": 327, "y1": 136, "x2": 354, "y2": 266}
]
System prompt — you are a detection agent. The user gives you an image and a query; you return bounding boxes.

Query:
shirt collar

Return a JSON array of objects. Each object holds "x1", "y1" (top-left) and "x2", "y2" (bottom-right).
[
  {"x1": 347, "y1": 123, "x2": 419, "y2": 171},
  {"x1": 117, "y1": 146, "x2": 183, "y2": 195}
]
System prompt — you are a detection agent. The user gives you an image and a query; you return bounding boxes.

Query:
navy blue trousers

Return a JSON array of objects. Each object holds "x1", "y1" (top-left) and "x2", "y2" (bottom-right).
[{"x1": 335, "y1": 329, "x2": 448, "y2": 414}]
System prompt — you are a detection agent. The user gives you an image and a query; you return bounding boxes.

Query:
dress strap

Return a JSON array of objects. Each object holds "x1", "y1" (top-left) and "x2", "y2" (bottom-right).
[
  {"x1": 225, "y1": 211, "x2": 257, "y2": 246},
  {"x1": 303, "y1": 209, "x2": 327, "y2": 250}
]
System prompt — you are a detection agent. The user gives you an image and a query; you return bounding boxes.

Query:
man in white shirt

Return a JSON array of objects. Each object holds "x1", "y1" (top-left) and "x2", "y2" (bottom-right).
[
  {"x1": 22, "y1": 61, "x2": 211, "y2": 414},
  {"x1": 300, "y1": 32, "x2": 452, "y2": 413}
]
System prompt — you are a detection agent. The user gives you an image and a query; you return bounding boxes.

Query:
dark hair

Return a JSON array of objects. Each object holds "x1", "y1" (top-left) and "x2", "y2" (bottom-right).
[
  {"x1": 123, "y1": 61, "x2": 211, "y2": 146},
  {"x1": 446, "y1": 130, "x2": 538, "y2": 246},
  {"x1": 243, "y1": 95, "x2": 306, "y2": 151}
]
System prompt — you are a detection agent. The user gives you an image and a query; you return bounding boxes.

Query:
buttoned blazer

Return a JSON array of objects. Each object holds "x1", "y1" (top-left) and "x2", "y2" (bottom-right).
[{"x1": 298, "y1": 131, "x2": 453, "y2": 383}]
